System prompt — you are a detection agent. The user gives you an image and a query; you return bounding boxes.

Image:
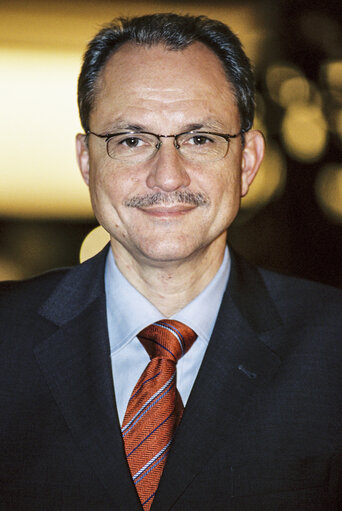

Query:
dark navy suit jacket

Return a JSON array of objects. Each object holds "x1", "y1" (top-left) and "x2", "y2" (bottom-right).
[{"x1": 1, "y1": 246, "x2": 342, "y2": 510}]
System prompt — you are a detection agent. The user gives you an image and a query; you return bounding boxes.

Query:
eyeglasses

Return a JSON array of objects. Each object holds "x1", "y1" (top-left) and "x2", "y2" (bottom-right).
[{"x1": 86, "y1": 128, "x2": 247, "y2": 164}]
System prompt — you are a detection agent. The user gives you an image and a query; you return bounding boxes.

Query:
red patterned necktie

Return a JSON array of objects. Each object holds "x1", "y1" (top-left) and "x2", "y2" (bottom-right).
[{"x1": 121, "y1": 320, "x2": 197, "y2": 511}]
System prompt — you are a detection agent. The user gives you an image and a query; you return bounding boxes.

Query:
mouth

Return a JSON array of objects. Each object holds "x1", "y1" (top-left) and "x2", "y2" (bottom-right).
[{"x1": 139, "y1": 204, "x2": 197, "y2": 217}]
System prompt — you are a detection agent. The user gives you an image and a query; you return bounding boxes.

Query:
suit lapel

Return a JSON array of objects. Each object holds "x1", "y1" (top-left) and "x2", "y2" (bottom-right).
[
  {"x1": 34, "y1": 247, "x2": 142, "y2": 510},
  {"x1": 152, "y1": 252, "x2": 283, "y2": 510}
]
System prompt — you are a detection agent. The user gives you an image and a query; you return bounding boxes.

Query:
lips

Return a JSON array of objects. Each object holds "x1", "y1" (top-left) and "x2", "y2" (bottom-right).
[{"x1": 139, "y1": 204, "x2": 196, "y2": 217}]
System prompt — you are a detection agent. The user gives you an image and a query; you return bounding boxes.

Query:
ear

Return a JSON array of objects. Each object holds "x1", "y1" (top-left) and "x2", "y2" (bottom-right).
[
  {"x1": 240, "y1": 130, "x2": 265, "y2": 197},
  {"x1": 76, "y1": 133, "x2": 90, "y2": 185}
]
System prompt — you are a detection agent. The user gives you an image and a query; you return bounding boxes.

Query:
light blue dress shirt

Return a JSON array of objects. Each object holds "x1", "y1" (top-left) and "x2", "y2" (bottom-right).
[{"x1": 105, "y1": 247, "x2": 230, "y2": 425}]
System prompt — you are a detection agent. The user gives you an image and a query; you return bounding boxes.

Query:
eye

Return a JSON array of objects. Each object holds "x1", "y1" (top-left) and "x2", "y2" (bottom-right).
[
  {"x1": 119, "y1": 136, "x2": 144, "y2": 148},
  {"x1": 189, "y1": 134, "x2": 214, "y2": 146}
]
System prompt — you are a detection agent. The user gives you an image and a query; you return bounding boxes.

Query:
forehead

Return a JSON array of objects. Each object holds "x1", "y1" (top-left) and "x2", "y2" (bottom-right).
[{"x1": 90, "y1": 41, "x2": 239, "y2": 130}]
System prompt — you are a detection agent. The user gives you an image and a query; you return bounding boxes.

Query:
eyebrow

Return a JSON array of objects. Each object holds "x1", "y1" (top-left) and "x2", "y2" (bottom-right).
[
  {"x1": 182, "y1": 120, "x2": 227, "y2": 132},
  {"x1": 103, "y1": 122, "x2": 145, "y2": 133},
  {"x1": 103, "y1": 119, "x2": 227, "y2": 134}
]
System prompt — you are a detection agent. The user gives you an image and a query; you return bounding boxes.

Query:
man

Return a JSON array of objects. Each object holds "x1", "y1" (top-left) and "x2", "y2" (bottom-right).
[{"x1": 1, "y1": 13, "x2": 341, "y2": 511}]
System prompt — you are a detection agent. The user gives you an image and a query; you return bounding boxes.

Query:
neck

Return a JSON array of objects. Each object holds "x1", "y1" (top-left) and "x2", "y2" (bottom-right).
[{"x1": 110, "y1": 237, "x2": 227, "y2": 317}]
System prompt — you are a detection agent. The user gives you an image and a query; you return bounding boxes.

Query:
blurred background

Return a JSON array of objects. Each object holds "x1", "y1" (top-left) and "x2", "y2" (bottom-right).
[{"x1": 1, "y1": 0, "x2": 342, "y2": 286}]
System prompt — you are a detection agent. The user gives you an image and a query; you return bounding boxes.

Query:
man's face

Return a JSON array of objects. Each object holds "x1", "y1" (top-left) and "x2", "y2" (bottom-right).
[{"x1": 77, "y1": 42, "x2": 263, "y2": 266}]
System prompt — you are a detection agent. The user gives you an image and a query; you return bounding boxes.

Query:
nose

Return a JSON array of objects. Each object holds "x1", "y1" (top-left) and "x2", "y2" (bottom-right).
[{"x1": 145, "y1": 138, "x2": 191, "y2": 192}]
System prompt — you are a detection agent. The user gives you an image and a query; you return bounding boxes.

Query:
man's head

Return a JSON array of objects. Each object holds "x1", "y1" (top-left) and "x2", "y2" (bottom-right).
[
  {"x1": 78, "y1": 13, "x2": 255, "y2": 135},
  {"x1": 76, "y1": 14, "x2": 264, "y2": 270}
]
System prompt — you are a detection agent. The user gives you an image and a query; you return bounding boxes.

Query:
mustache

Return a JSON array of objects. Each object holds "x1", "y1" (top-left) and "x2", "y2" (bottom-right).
[{"x1": 124, "y1": 191, "x2": 209, "y2": 208}]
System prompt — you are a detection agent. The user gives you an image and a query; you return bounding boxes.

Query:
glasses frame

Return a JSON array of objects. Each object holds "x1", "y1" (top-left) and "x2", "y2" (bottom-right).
[{"x1": 86, "y1": 127, "x2": 249, "y2": 163}]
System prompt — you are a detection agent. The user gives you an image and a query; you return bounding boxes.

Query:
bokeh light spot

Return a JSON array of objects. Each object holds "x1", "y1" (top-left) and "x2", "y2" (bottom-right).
[
  {"x1": 282, "y1": 103, "x2": 327, "y2": 162},
  {"x1": 321, "y1": 60, "x2": 342, "y2": 103},
  {"x1": 80, "y1": 225, "x2": 110, "y2": 262},
  {"x1": 321, "y1": 60, "x2": 342, "y2": 90},
  {"x1": 266, "y1": 63, "x2": 302, "y2": 105},
  {"x1": 315, "y1": 164, "x2": 342, "y2": 223},
  {"x1": 278, "y1": 76, "x2": 311, "y2": 108}
]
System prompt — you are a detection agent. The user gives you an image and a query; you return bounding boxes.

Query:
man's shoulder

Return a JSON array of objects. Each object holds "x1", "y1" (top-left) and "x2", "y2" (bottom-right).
[
  {"x1": 257, "y1": 265, "x2": 342, "y2": 323},
  {"x1": 0, "y1": 267, "x2": 71, "y2": 311},
  {"x1": 233, "y1": 251, "x2": 342, "y2": 298},
  {"x1": 230, "y1": 252, "x2": 342, "y2": 329},
  {"x1": 259, "y1": 265, "x2": 342, "y2": 300},
  {"x1": 0, "y1": 244, "x2": 109, "y2": 314},
  {"x1": 0, "y1": 268, "x2": 74, "y2": 349}
]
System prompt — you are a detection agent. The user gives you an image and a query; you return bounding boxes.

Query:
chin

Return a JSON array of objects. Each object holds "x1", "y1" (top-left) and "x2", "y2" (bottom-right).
[{"x1": 136, "y1": 240, "x2": 198, "y2": 264}]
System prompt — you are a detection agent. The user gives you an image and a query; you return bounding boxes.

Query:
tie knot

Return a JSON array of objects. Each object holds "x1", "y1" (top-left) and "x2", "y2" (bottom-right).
[{"x1": 137, "y1": 320, "x2": 197, "y2": 363}]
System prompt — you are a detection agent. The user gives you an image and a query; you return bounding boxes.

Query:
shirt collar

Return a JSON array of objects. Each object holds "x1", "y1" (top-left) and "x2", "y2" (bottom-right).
[{"x1": 105, "y1": 247, "x2": 230, "y2": 355}]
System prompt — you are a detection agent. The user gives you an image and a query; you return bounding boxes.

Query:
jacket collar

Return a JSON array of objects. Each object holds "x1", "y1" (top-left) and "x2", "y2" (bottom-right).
[{"x1": 38, "y1": 244, "x2": 109, "y2": 326}]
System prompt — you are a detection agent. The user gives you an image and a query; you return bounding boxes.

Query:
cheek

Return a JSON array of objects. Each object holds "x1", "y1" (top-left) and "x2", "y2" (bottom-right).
[
  {"x1": 208, "y1": 171, "x2": 242, "y2": 226},
  {"x1": 89, "y1": 164, "x2": 144, "y2": 217},
  {"x1": 206, "y1": 167, "x2": 241, "y2": 203}
]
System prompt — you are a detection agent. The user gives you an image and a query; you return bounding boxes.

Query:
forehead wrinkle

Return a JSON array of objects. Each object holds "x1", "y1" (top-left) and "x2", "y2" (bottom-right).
[
  {"x1": 99, "y1": 97, "x2": 226, "y2": 125},
  {"x1": 105, "y1": 87, "x2": 223, "y2": 106},
  {"x1": 130, "y1": 83, "x2": 228, "y2": 101}
]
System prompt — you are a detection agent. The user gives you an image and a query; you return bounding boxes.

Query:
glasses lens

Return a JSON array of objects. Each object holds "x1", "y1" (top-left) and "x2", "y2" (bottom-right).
[
  {"x1": 106, "y1": 133, "x2": 158, "y2": 162},
  {"x1": 177, "y1": 132, "x2": 229, "y2": 162}
]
